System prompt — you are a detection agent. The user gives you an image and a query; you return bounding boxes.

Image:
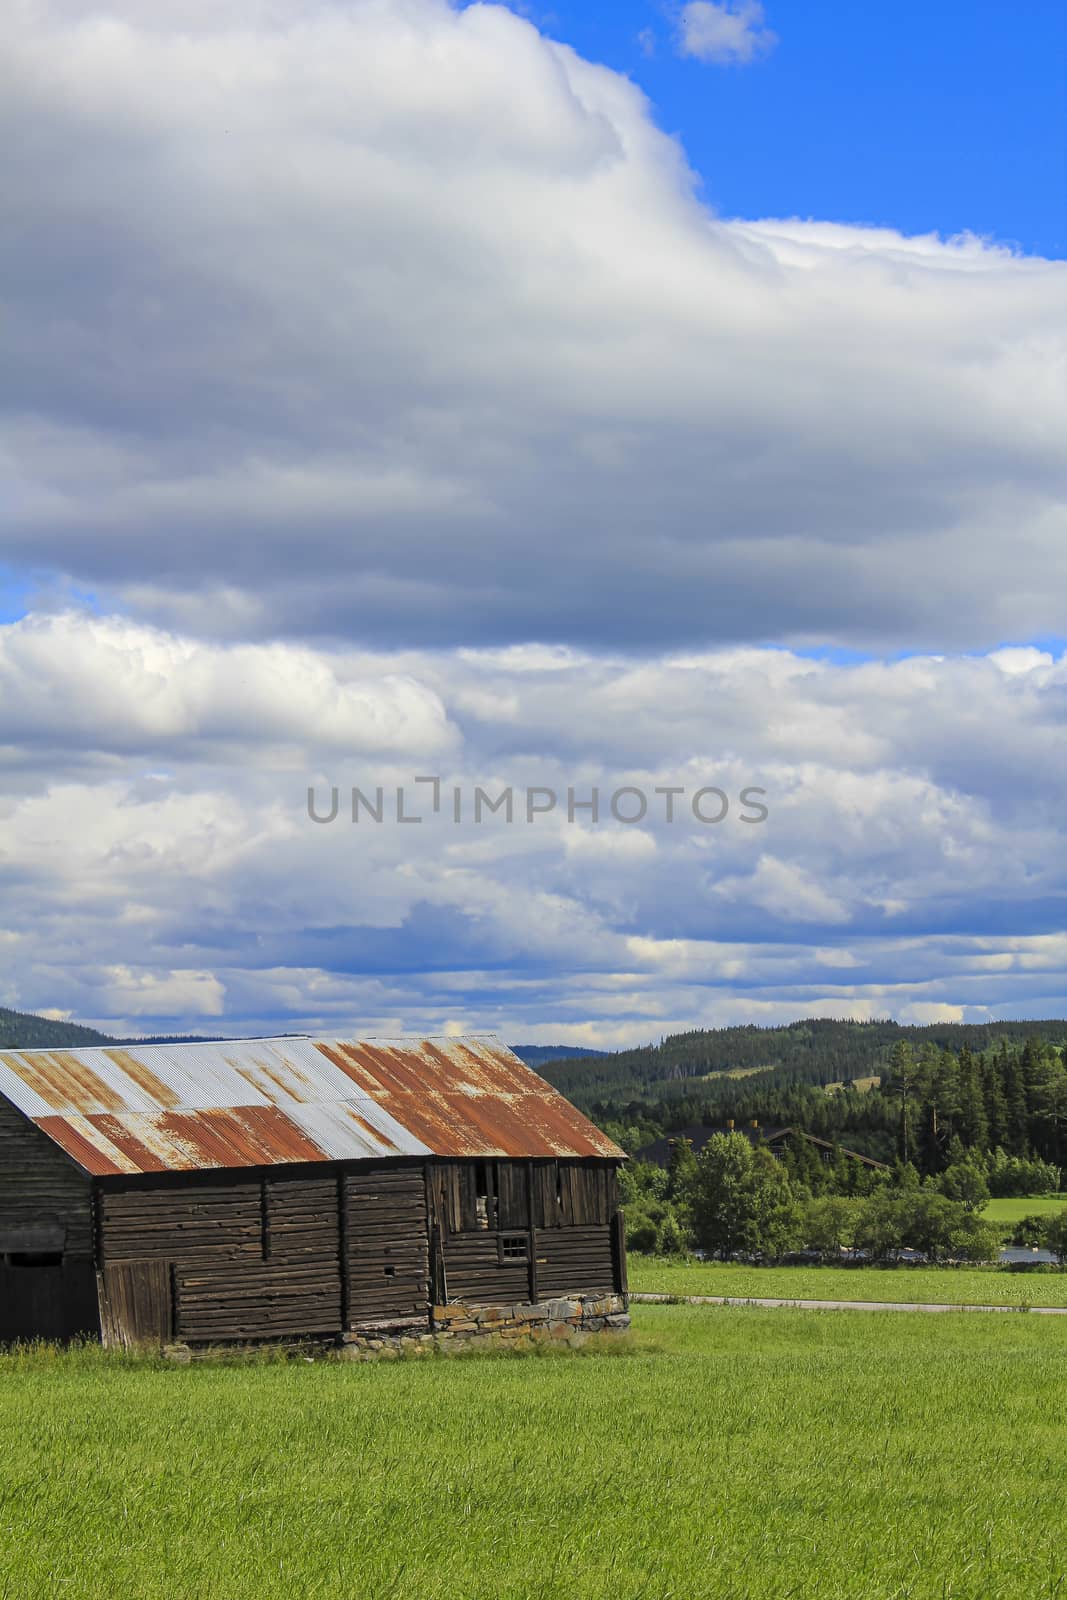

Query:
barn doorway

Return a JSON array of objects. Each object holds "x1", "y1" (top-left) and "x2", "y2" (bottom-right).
[{"x1": 0, "y1": 1254, "x2": 100, "y2": 1344}]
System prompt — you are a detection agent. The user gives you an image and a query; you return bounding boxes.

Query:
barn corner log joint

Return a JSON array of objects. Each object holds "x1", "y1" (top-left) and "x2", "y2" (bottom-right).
[{"x1": 0, "y1": 1034, "x2": 628, "y2": 1349}]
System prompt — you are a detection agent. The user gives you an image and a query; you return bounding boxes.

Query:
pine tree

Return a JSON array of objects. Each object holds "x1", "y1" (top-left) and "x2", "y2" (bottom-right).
[
  {"x1": 956, "y1": 1045, "x2": 988, "y2": 1152},
  {"x1": 1002, "y1": 1048, "x2": 1029, "y2": 1156},
  {"x1": 888, "y1": 1041, "x2": 916, "y2": 1165},
  {"x1": 981, "y1": 1054, "x2": 1008, "y2": 1150}
]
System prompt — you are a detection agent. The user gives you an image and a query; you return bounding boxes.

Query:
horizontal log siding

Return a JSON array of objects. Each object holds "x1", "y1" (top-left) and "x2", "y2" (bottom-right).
[
  {"x1": 0, "y1": 1095, "x2": 92, "y2": 1256},
  {"x1": 534, "y1": 1225, "x2": 616, "y2": 1297},
  {"x1": 93, "y1": 1156, "x2": 622, "y2": 1340},
  {"x1": 266, "y1": 1176, "x2": 339, "y2": 1264},
  {"x1": 98, "y1": 1181, "x2": 263, "y2": 1263},
  {"x1": 174, "y1": 1259, "x2": 343, "y2": 1340},
  {"x1": 344, "y1": 1168, "x2": 429, "y2": 1327},
  {"x1": 440, "y1": 1232, "x2": 530, "y2": 1304},
  {"x1": 175, "y1": 1174, "x2": 342, "y2": 1342}
]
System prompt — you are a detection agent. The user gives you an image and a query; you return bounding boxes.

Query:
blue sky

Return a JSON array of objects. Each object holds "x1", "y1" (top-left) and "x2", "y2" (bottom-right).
[
  {"x1": 516, "y1": 0, "x2": 1067, "y2": 257},
  {"x1": 0, "y1": 0, "x2": 1064, "y2": 1042}
]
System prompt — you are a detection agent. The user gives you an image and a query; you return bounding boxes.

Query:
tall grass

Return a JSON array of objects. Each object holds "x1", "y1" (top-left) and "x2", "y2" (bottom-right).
[{"x1": 1, "y1": 1306, "x2": 1065, "y2": 1598}]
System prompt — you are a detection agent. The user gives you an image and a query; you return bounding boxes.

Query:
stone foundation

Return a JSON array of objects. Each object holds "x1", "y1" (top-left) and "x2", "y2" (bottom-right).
[{"x1": 340, "y1": 1293, "x2": 630, "y2": 1359}]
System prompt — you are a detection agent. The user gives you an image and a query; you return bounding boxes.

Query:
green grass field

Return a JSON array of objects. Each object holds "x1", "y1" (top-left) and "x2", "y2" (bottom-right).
[
  {"x1": 629, "y1": 1257, "x2": 1067, "y2": 1306},
  {"x1": 2, "y1": 1309, "x2": 1066, "y2": 1599},
  {"x1": 984, "y1": 1194, "x2": 1067, "y2": 1225}
]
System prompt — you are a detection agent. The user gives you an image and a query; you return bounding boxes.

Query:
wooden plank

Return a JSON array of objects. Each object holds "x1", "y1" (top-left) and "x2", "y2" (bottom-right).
[
  {"x1": 98, "y1": 1259, "x2": 171, "y2": 1349},
  {"x1": 344, "y1": 1166, "x2": 429, "y2": 1330},
  {"x1": 611, "y1": 1208, "x2": 628, "y2": 1296},
  {"x1": 526, "y1": 1161, "x2": 538, "y2": 1303},
  {"x1": 338, "y1": 1171, "x2": 350, "y2": 1329}
]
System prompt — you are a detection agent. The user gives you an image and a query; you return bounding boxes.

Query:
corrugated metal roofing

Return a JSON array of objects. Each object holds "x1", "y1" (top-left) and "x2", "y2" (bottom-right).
[{"x1": 0, "y1": 1034, "x2": 623, "y2": 1176}]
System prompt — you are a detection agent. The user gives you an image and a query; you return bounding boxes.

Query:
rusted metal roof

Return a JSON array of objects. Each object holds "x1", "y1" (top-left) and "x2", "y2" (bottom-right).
[{"x1": 0, "y1": 1035, "x2": 623, "y2": 1176}]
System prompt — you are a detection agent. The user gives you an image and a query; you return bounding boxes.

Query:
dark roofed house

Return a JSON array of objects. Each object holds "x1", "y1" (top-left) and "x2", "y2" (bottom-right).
[
  {"x1": 637, "y1": 1120, "x2": 889, "y2": 1171},
  {"x1": 0, "y1": 1034, "x2": 628, "y2": 1351}
]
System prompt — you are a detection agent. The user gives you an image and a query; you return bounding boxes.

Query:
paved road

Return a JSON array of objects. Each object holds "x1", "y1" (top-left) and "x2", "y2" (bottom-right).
[{"x1": 631, "y1": 1291, "x2": 1067, "y2": 1316}]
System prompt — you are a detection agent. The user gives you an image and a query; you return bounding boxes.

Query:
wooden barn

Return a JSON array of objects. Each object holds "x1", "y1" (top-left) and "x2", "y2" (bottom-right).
[{"x1": 0, "y1": 1034, "x2": 628, "y2": 1349}]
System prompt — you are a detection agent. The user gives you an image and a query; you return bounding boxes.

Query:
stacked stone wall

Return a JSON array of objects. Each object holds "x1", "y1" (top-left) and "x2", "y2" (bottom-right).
[{"x1": 339, "y1": 1293, "x2": 629, "y2": 1359}]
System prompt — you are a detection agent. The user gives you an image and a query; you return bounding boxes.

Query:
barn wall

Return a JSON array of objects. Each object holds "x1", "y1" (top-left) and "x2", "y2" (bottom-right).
[
  {"x1": 534, "y1": 1225, "x2": 616, "y2": 1296},
  {"x1": 91, "y1": 1156, "x2": 624, "y2": 1346},
  {"x1": 97, "y1": 1169, "x2": 346, "y2": 1343},
  {"x1": 0, "y1": 1095, "x2": 98, "y2": 1343},
  {"x1": 95, "y1": 1162, "x2": 436, "y2": 1344},
  {"x1": 0, "y1": 1094, "x2": 93, "y2": 1257},
  {"x1": 432, "y1": 1158, "x2": 624, "y2": 1303},
  {"x1": 344, "y1": 1167, "x2": 429, "y2": 1328}
]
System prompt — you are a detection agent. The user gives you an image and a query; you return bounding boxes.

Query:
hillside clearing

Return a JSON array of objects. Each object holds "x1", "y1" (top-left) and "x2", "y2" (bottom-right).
[{"x1": 984, "y1": 1194, "x2": 1067, "y2": 1225}]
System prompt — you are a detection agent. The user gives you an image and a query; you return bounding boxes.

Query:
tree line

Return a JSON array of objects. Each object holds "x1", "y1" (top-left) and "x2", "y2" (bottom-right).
[
  {"x1": 598, "y1": 1033, "x2": 1067, "y2": 1178},
  {"x1": 540, "y1": 1017, "x2": 1067, "y2": 1111},
  {"x1": 621, "y1": 1131, "x2": 1066, "y2": 1265}
]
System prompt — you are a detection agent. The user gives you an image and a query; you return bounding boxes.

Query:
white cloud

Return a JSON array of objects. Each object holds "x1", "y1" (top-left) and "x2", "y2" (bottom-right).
[
  {"x1": 0, "y1": 612, "x2": 453, "y2": 755},
  {"x1": 897, "y1": 1002, "x2": 966, "y2": 1025},
  {"x1": 0, "y1": 0, "x2": 1062, "y2": 652},
  {"x1": 101, "y1": 966, "x2": 227, "y2": 1018},
  {"x1": 1, "y1": 2, "x2": 1065, "y2": 1044},
  {"x1": 714, "y1": 856, "x2": 852, "y2": 925},
  {"x1": 1, "y1": 618, "x2": 1066, "y2": 1038},
  {"x1": 677, "y1": 1, "x2": 777, "y2": 65}
]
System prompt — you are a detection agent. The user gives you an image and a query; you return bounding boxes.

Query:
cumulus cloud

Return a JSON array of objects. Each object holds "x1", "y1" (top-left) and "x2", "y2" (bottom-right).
[
  {"x1": 677, "y1": 1, "x2": 777, "y2": 65},
  {"x1": 2, "y1": 615, "x2": 1067, "y2": 1039},
  {"x1": 0, "y1": 0, "x2": 1063, "y2": 651},
  {"x1": 0, "y1": 612, "x2": 453, "y2": 756},
  {"x1": 1, "y1": 2, "x2": 1064, "y2": 1042}
]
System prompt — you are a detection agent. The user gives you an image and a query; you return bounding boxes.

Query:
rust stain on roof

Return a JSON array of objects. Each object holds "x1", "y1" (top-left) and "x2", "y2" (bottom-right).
[
  {"x1": 313, "y1": 1036, "x2": 622, "y2": 1160},
  {"x1": 103, "y1": 1107, "x2": 329, "y2": 1172},
  {"x1": 342, "y1": 1106, "x2": 400, "y2": 1153},
  {"x1": 33, "y1": 1115, "x2": 132, "y2": 1177},
  {"x1": 227, "y1": 1049, "x2": 319, "y2": 1105},
  {"x1": 0, "y1": 1050, "x2": 128, "y2": 1115},
  {"x1": 2, "y1": 1033, "x2": 623, "y2": 1173},
  {"x1": 101, "y1": 1048, "x2": 182, "y2": 1109}
]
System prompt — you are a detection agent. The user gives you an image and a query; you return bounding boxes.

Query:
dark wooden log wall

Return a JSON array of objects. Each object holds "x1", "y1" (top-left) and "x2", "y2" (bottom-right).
[
  {"x1": 90, "y1": 1156, "x2": 622, "y2": 1345},
  {"x1": 0, "y1": 1094, "x2": 92, "y2": 1257},
  {"x1": 534, "y1": 1226, "x2": 615, "y2": 1297},
  {"x1": 343, "y1": 1167, "x2": 429, "y2": 1326},
  {"x1": 441, "y1": 1232, "x2": 531, "y2": 1304},
  {"x1": 436, "y1": 1158, "x2": 622, "y2": 1303},
  {"x1": 175, "y1": 1174, "x2": 344, "y2": 1343},
  {"x1": 97, "y1": 1179, "x2": 263, "y2": 1263},
  {"x1": 97, "y1": 1171, "x2": 345, "y2": 1342},
  {"x1": 0, "y1": 1095, "x2": 98, "y2": 1343}
]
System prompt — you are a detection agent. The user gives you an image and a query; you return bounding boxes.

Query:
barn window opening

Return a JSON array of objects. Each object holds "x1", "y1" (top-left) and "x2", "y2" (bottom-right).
[
  {"x1": 499, "y1": 1235, "x2": 529, "y2": 1262},
  {"x1": 7, "y1": 1251, "x2": 63, "y2": 1268},
  {"x1": 474, "y1": 1162, "x2": 494, "y2": 1229},
  {"x1": 383, "y1": 1265, "x2": 396, "y2": 1277}
]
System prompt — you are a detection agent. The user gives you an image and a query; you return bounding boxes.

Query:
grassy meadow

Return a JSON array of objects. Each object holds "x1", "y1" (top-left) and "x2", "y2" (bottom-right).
[
  {"x1": 984, "y1": 1194, "x2": 1067, "y2": 1227},
  {"x1": 2, "y1": 1306, "x2": 1066, "y2": 1599},
  {"x1": 629, "y1": 1257, "x2": 1067, "y2": 1306}
]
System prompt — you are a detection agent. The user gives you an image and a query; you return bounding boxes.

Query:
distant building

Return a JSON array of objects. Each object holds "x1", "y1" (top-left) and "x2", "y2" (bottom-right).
[
  {"x1": 0, "y1": 1034, "x2": 628, "y2": 1350},
  {"x1": 637, "y1": 1120, "x2": 889, "y2": 1171}
]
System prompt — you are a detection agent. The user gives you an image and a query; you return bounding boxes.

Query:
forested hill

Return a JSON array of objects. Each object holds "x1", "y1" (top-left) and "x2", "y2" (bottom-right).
[
  {"x1": 510, "y1": 1045, "x2": 607, "y2": 1069},
  {"x1": 0, "y1": 1008, "x2": 604, "y2": 1062},
  {"x1": 538, "y1": 1018, "x2": 1067, "y2": 1111},
  {"x1": 0, "y1": 1007, "x2": 113, "y2": 1050}
]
